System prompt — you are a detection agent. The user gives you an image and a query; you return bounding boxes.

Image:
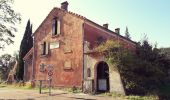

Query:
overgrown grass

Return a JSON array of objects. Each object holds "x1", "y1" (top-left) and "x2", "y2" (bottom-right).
[
  {"x1": 0, "y1": 83, "x2": 82, "y2": 94},
  {"x1": 101, "y1": 92, "x2": 159, "y2": 100},
  {"x1": 0, "y1": 83, "x2": 36, "y2": 90},
  {"x1": 59, "y1": 87, "x2": 82, "y2": 93},
  {"x1": 159, "y1": 84, "x2": 170, "y2": 95},
  {"x1": 101, "y1": 92, "x2": 124, "y2": 98},
  {"x1": 157, "y1": 83, "x2": 170, "y2": 99},
  {"x1": 101, "y1": 82, "x2": 170, "y2": 100},
  {"x1": 125, "y1": 95, "x2": 158, "y2": 100}
]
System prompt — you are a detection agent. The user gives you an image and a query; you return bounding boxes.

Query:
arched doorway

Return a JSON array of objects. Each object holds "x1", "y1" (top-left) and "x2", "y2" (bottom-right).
[{"x1": 96, "y1": 61, "x2": 110, "y2": 92}]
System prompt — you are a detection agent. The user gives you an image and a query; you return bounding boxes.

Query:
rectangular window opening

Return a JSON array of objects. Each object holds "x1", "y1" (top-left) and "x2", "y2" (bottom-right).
[
  {"x1": 52, "y1": 18, "x2": 61, "y2": 36},
  {"x1": 41, "y1": 42, "x2": 49, "y2": 55}
]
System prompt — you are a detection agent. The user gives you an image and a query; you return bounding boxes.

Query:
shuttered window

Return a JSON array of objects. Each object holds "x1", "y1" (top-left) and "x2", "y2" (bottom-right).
[{"x1": 52, "y1": 18, "x2": 61, "y2": 35}]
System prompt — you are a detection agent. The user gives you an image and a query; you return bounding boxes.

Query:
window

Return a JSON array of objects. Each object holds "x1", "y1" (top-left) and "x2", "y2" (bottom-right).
[
  {"x1": 96, "y1": 36, "x2": 104, "y2": 45},
  {"x1": 41, "y1": 42, "x2": 49, "y2": 55},
  {"x1": 87, "y1": 68, "x2": 91, "y2": 77},
  {"x1": 50, "y1": 42, "x2": 59, "y2": 49},
  {"x1": 52, "y1": 18, "x2": 61, "y2": 36}
]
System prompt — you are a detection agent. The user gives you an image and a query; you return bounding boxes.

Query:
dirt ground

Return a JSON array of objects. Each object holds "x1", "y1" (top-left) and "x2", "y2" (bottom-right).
[{"x1": 0, "y1": 87, "x2": 125, "y2": 100}]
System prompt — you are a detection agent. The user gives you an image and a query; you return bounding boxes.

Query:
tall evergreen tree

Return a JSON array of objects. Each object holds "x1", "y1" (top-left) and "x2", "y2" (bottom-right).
[
  {"x1": 125, "y1": 27, "x2": 131, "y2": 39},
  {"x1": 16, "y1": 20, "x2": 33, "y2": 80}
]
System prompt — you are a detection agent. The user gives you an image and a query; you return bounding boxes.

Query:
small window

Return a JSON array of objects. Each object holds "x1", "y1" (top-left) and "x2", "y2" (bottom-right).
[
  {"x1": 87, "y1": 68, "x2": 91, "y2": 77},
  {"x1": 96, "y1": 36, "x2": 104, "y2": 45},
  {"x1": 41, "y1": 42, "x2": 49, "y2": 55},
  {"x1": 52, "y1": 18, "x2": 61, "y2": 36}
]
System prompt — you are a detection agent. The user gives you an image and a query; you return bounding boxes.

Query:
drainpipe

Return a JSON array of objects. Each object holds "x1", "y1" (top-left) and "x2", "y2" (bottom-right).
[
  {"x1": 23, "y1": 60, "x2": 26, "y2": 81},
  {"x1": 32, "y1": 36, "x2": 35, "y2": 81},
  {"x1": 82, "y1": 23, "x2": 85, "y2": 91}
]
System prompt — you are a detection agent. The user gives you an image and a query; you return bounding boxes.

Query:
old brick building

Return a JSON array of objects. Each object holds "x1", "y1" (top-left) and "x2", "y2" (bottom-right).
[{"x1": 23, "y1": 1, "x2": 136, "y2": 94}]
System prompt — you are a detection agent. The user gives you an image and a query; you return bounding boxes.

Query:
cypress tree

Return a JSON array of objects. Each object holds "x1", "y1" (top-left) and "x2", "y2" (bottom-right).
[
  {"x1": 125, "y1": 26, "x2": 131, "y2": 39},
  {"x1": 16, "y1": 20, "x2": 33, "y2": 80}
]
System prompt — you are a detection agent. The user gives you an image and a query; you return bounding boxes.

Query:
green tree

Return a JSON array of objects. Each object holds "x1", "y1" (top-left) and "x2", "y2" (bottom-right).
[
  {"x1": 160, "y1": 47, "x2": 170, "y2": 59},
  {"x1": 0, "y1": 0, "x2": 21, "y2": 49},
  {"x1": 95, "y1": 39, "x2": 170, "y2": 95},
  {"x1": 16, "y1": 20, "x2": 33, "y2": 80},
  {"x1": 13, "y1": 51, "x2": 19, "y2": 80},
  {"x1": 125, "y1": 27, "x2": 131, "y2": 39},
  {"x1": 0, "y1": 54, "x2": 15, "y2": 81}
]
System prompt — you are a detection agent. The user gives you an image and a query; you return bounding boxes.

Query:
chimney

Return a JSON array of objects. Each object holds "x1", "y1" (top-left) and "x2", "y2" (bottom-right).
[
  {"x1": 115, "y1": 28, "x2": 120, "y2": 34},
  {"x1": 61, "y1": 1, "x2": 68, "y2": 11},
  {"x1": 103, "y1": 23, "x2": 108, "y2": 29}
]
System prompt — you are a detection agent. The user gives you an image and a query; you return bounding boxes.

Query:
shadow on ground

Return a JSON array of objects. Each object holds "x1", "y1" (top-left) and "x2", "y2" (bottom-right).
[{"x1": 69, "y1": 97, "x2": 96, "y2": 100}]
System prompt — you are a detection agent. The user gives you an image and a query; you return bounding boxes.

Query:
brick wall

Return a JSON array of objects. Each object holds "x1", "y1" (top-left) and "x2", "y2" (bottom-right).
[
  {"x1": 24, "y1": 56, "x2": 32, "y2": 81},
  {"x1": 33, "y1": 8, "x2": 84, "y2": 87},
  {"x1": 83, "y1": 21, "x2": 135, "y2": 94}
]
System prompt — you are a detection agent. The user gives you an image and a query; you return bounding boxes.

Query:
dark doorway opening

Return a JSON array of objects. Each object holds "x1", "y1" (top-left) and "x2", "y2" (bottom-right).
[{"x1": 96, "y1": 61, "x2": 110, "y2": 92}]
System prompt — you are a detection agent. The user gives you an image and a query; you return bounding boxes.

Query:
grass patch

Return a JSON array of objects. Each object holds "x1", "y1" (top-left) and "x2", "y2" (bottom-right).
[
  {"x1": 100, "y1": 92, "x2": 158, "y2": 100},
  {"x1": 0, "y1": 83, "x2": 36, "y2": 90},
  {"x1": 58, "y1": 87, "x2": 82, "y2": 93},
  {"x1": 100, "y1": 92, "x2": 125, "y2": 98},
  {"x1": 125, "y1": 95, "x2": 158, "y2": 100},
  {"x1": 0, "y1": 84, "x2": 7, "y2": 88}
]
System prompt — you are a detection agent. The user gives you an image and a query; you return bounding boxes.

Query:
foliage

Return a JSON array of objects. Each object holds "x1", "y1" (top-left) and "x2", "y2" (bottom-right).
[
  {"x1": 125, "y1": 95, "x2": 158, "y2": 100},
  {"x1": 125, "y1": 27, "x2": 131, "y2": 39},
  {"x1": 101, "y1": 92, "x2": 158, "y2": 100},
  {"x1": 0, "y1": 0, "x2": 21, "y2": 49},
  {"x1": 95, "y1": 39, "x2": 170, "y2": 95},
  {"x1": 16, "y1": 20, "x2": 33, "y2": 80},
  {"x1": 13, "y1": 51, "x2": 19, "y2": 80},
  {"x1": 160, "y1": 47, "x2": 170, "y2": 59},
  {"x1": 95, "y1": 40, "x2": 121, "y2": 69},
  {"x1": 0, "y1": 54, "x2": 16, "y2": 81}
]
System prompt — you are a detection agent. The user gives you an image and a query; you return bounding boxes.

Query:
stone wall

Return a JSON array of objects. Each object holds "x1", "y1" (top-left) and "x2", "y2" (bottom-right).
[
  {"x1": 24, "y1": 56, "x2": 32, "y2": 81},
  {"x1": 83, "y1": 53, "x2": 125, "y2": 94}
]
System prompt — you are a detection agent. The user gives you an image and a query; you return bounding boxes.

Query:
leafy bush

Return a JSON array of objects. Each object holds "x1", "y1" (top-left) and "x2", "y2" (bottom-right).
[{"x1": 95, "y1": 39, "x2": 170, "y2": 95}]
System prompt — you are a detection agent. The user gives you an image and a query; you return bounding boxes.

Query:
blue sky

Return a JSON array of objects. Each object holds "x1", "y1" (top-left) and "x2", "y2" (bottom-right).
[
  {"x1": 70, "y1": 0, "x2": 170, "y2": 47},
  {"x1": 0, "y1": 0, "x2": 170, "y2": 55}
]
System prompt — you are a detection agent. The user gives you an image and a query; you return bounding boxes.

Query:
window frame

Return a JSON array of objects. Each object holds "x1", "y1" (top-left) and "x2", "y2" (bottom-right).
[
  {"x1": 41, "y1": 41, "x2": 49, "y2": 56},
  {"x1": 52, "y1": 17, "x2": 61, "y2": 36}
]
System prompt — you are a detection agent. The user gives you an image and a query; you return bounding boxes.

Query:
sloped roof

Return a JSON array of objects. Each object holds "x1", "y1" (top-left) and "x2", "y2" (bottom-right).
[
  {"x1": 32, "y1": 7, "x2": 136, "y2": 45},
  {"x1": 23, "y1": 47, "x2": 33, "y2": 60},
  {"x1": 85, "y1": 19, "x2": 137, "y2": 45},
  {"x1": 32, "y1": 7, "x2": 85, "y2": 36}
]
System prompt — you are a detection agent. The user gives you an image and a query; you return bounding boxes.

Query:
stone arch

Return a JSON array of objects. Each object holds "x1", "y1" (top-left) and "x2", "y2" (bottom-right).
[{"x1": 94, "y1": 61, "x2": 110, "y2": 92}]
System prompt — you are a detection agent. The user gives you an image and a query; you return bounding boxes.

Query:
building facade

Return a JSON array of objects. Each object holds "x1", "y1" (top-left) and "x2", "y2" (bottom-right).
[{"x1": 23, "y1": 1, "x2": 136, "y2": 94}]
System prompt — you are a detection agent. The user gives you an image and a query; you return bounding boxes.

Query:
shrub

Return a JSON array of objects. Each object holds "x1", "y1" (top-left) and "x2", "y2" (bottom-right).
[{"x1": 95, "y1": 39, "x2": 170, "y2": 95}]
